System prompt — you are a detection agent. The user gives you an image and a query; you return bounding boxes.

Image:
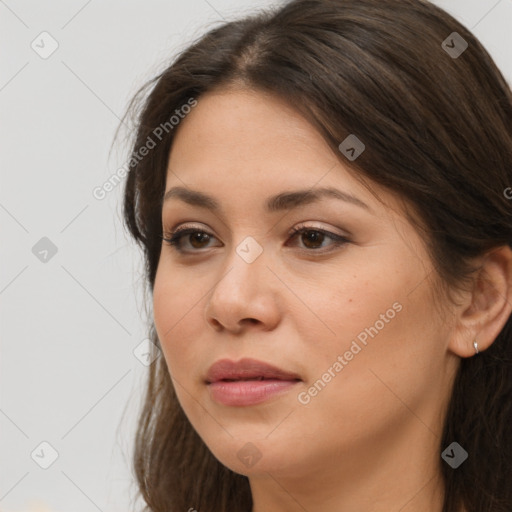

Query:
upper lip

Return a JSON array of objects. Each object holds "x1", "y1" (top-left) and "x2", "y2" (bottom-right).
[{"x1": 205, "y1": 358, "x2": 302, "y2": 383}]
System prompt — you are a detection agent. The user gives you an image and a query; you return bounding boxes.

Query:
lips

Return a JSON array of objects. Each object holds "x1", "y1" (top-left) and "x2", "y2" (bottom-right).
[{"x1": 205, "y1": 357, "x2": 302, "y2": 384}]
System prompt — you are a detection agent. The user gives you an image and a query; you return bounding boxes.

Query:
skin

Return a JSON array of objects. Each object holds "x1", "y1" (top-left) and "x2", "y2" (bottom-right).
[{"x1": 152, "y1": 86, "x2": 512, "y2": 512}]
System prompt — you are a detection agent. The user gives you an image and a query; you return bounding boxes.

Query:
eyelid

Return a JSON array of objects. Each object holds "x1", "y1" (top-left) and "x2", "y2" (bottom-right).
[
  {"x1": 161, "y1": 222, "x2": 218, "y2": 248},
  {"x1": 287, "y1": 221, "x2": 348, "y2": 238},
  {"x1": 166, "y1": 222, "x2": 211, "y2": 234},
  {"x1": 163, "y1": 221, "x2": 348, "y2": 238}
]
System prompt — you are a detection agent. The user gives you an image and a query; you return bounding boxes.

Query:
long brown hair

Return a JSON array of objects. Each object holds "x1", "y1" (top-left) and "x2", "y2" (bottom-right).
[{"x1": 120, "y1": 0, "x2": 512, "y2": 510}]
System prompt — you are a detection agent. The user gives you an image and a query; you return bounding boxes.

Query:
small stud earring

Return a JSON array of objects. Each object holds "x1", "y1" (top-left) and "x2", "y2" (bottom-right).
[{"x1": 473, "y1": 340, "x2": 479, "y2": 355}]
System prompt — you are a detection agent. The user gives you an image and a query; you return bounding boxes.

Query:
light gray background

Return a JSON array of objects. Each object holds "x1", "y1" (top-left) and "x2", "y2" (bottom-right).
[{"x1": 1, "y1": 1, "x2": 511, "y2": 511}]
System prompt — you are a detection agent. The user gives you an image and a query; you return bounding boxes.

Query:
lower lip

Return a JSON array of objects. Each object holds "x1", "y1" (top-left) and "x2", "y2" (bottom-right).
[{"x1": 207, "y1": 379, "x2": 300, "y2": 406}]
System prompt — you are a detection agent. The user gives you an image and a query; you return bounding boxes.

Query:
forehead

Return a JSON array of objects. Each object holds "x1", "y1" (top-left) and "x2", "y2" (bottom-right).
[
  {"x1": 169, "y1": 88, "x2": 328, "y2": 165},
  {"x1": 165, "y1": 88, "x2": 402, "y2": 219}
]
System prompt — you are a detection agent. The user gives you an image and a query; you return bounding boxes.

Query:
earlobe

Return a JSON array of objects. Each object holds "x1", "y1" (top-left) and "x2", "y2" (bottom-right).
[{"x1": 448, "y1": 245, "x2": 512, "y2": 358}]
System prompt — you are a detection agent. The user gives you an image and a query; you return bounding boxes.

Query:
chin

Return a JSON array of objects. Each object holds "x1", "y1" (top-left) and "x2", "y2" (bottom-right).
[{"x1": 202, "y1": 432, "x2": 306, "y2": 478}]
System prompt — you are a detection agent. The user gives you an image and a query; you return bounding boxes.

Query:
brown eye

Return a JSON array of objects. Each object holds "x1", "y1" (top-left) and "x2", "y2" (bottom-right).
[
  {"x1": 162, "y1": 228, "x2": 217, "y2": 252},
  {"x1": 161, "y1": 225, "x2": 350, "y2": 255},
  {"x1": 298, "y1": 230, "x2": 326, "y2": 249},
  {"x1": 189, "y1": 232, "x2": 211, "y2": 249},
  {"x1": 288, "y1": 226, "x2": 349, "y2": 253}
]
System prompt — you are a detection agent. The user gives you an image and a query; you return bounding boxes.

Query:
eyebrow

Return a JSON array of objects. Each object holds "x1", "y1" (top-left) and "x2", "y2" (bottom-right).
[{"x1": 162, "y1": 186, "x2": 373, "y2": 214}]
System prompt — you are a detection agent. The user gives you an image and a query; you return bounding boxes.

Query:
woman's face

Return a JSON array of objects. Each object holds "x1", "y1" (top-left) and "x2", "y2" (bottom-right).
[{"x1": 153, "y1": 87, "x2": 459, "y2": 480}]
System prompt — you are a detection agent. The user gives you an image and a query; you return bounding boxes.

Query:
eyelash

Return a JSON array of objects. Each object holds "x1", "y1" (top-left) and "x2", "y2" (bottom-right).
[{"x1": 160, "y1": 224, "x2": 350, "y2": 255}]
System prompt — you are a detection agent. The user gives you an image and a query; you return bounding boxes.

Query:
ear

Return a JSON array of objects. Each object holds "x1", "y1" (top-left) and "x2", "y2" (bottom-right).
[{"x1": 448, "y1": 245, "x2": 512, "y2": 358}]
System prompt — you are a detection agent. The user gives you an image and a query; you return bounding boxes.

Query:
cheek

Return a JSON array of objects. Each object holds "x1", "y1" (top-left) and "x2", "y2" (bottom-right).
[
  {"x1": 301, "y1": 261, "x2": 442, "y2": 401},
  {"x1": 314, "y1": 268, "x2": 402, "y2": 350},
  {"x1": 152, "y1": 264, "x2": 205, "y2": 378}
]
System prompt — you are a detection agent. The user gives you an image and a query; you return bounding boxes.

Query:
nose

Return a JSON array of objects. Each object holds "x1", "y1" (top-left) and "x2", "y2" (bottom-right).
[{"x1": 204, "y1": 243, "x2": 282, "y2": 334}]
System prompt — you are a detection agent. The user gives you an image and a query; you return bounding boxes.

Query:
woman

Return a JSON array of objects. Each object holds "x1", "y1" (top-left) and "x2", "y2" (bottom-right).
[{"x1": 120, "y1": 0, "x2": 512, "y2": 510}]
